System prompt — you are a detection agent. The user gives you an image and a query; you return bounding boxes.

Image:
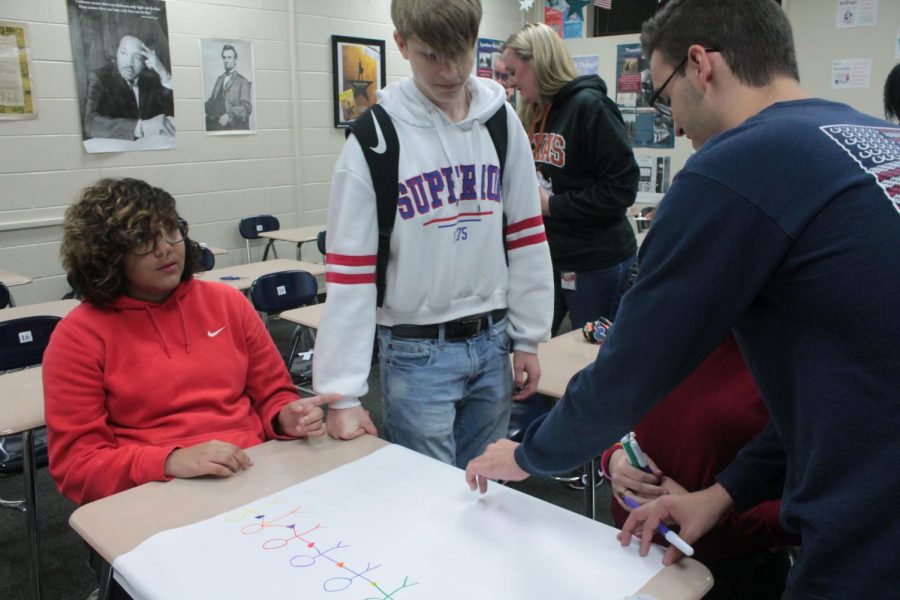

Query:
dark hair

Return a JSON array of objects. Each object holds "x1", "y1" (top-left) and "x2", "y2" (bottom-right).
[
  {"x1": 641, "y1": 0, "x2": 799, "y2": 87},
  {"x1": 222, "y1": 44, "x2": 238, "y2": 59},
  {"x1": 885, "y1": 63, "x2": 900, "y2": 122},
  {"x1": 61, "y1": 178, "x2": 200, "y2": 306}
]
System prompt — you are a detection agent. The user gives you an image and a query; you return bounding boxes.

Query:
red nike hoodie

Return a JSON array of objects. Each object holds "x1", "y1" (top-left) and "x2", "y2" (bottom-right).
[{"x1": 44, "y1": 278, "x2": 299, "y2": 505}]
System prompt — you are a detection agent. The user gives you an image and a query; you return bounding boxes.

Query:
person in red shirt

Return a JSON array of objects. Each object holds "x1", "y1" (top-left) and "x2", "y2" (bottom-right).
[
  {"x1": 44, "y1": 178, "x2": 340, "y2": 506},
  {"x1": 601, "y1": 334, "x2": 797, "y2": 600}
]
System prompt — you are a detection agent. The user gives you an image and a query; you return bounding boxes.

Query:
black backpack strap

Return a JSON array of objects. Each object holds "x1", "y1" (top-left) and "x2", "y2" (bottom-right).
[
  {"x1": 484, "y1": 104, "x2": 509, "y2": 265},
  {"x1": 347, "y1": 104, "x2": 399, "y2": 307},
  {"x1": 484, "y1": 104, "x2": 508, "y2": 175}
]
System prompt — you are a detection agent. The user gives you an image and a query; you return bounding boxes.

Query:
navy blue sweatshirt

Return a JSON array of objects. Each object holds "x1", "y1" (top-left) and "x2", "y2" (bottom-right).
[
  {"x1": 534, "y1": 75, "x2": 638, "y2": 271},
  {"x1": 517, "y1": 99, "x2": 900, "y2": 599}
]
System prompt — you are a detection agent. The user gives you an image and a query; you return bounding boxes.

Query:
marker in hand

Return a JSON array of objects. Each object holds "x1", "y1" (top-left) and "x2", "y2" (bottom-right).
[
  {"x1": 622, "y1": 495, "x2": 695, "y2": 557},
  {"x1": 621, "y1": 432, "x2": 653, "y2": 474}
]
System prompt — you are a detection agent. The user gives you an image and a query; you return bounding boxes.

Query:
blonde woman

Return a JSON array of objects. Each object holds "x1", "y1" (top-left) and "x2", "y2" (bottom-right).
[{"x1": 503, "y1": 23, "x2": 638, "y2": 335}]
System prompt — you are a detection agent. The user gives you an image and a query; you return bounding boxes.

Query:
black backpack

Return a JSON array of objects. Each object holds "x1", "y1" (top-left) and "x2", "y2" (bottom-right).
[{"x1": 346, "y1": 103, "x2": 509, "y2": 307}]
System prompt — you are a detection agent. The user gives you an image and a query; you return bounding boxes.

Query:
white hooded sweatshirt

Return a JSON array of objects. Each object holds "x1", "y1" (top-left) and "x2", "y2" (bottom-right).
[{"x1": 313, "y1": 75, "x2": 553, "y2": 408}]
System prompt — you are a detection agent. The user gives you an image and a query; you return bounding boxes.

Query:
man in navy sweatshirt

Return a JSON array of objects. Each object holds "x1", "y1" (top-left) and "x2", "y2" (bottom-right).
[{"x1": 465, "y1": 1, "x2": 900, "y2": 598}]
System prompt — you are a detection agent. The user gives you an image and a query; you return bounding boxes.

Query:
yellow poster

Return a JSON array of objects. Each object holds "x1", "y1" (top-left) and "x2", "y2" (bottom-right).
[{"x1": 0, "y1": 21, "x2": 36, "y2": 119}]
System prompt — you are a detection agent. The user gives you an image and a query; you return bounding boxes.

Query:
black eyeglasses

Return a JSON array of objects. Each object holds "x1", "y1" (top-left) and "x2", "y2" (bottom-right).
[
  {"x1": 131, "y1": 219, "x2": 188, "y2": 257},
  {"x1": 649, "y1": 48, "x2": 720, "y2": 117}
]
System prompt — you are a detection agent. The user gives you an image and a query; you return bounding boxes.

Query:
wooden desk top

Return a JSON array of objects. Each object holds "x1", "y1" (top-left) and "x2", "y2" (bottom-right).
[
  {"x1": 0, "y1": 367, "x2": 44, "y2": 435},
  {"x1": 536, "y1": 329, "x2": 600, "y2": 398},
  {"x1": 197, "y1": 259, "x2": 326, "y2": 290},
  {"x1": 279, "y1": 303, "x2": 325, "y2": 328},
  {"x1": 0, "y1": 267, "x2": 33, "y2": 287},
  {"x1": 201, "y1": 245, "x2": 227, "y2": 256},
  {"x1": 70, "y1": 435, "x2": 711, "y2": 598},
  {"x1": 0, "y1": 299, "x2": 80, "y2": 321},
  {"x1": 71, "y1": 435, "x2": 388, "y2": 563},
  {"x1": 258, "y1": 225, "x2": 323, "y2": 244}
]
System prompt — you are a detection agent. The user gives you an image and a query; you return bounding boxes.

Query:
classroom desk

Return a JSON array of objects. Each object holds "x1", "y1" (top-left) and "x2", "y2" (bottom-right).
[
  {"x1": 279, "y1": 302, "x2": 325, "y2": 329},
  {"x1": 197, "y1": 258, "x2": 326, "y2": 291},
  {"x1": 535, "y1": 329, "x2": 603, "y2": 519},
  {"x1": 0, "y1": 367, "x2": 45, "y2": 600},
  {"x1": 202, "y1": 245, "x2": 227, "y2": 256},
  {"x1": 0, "y1": 299, "x2": 80, "y2": 321},
  {"x1": 70, "y1": 435, "x2": 712, "y2": 600},
  {"x1": 0, "y1": 267, "x2": 32, "y2": 287},
  {"x1": 258, "y1": 225, "x2": 323, "y2": 260}
]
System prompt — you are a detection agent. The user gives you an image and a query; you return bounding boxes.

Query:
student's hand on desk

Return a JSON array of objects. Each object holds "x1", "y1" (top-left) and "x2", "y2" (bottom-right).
[
  {"x1": 609, "y1": 448, "x2": 667, "y2": 511},
  {"x1": 326, "y1": 405, "x2": 378, "y2": 440},
  {"x1": 164, "y1": 440, "x2": 253, "y2": 479},
  {"x1": 277, "y1": 394, "x2": 340, "y2": 438},
  {"x1": 465, "y1": 439, "x2": 529, "y2": 493},
  {"x1": 512, "y1": 350, "x2": 541, "y2": 400},
  {"x1": 618, "y1": 483, "x2": 734, "y2": 565}
]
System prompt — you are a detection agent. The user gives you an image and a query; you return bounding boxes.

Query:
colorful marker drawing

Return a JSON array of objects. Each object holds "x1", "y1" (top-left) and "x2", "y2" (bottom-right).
[
  {"x1": 233, "y1": 504, "x2": 419, "y2": 598},
  {"x1": 239, "y1": 505, "x2": 308, "y2": 535},
  {"x1": 222, "y1": 495, "x2": 285, "y2": 522}
]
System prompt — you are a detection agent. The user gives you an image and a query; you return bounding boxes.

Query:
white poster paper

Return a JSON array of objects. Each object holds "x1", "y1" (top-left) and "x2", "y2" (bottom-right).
[
  {"x1": 113, "y1": 445, "x2": 666, "y2": 600},
  {"x1": 572, "y1": 54, "x2": 600, "y2": 76},
  {"x1": 831, "y1": 58, "x2": 873, "y2": 89},
  {"x1": 835, "y1": 0, "x2": 877, "y2": 29},
  {"x1": 636, "y1": 155, "x2": 671, "y2": 202}
]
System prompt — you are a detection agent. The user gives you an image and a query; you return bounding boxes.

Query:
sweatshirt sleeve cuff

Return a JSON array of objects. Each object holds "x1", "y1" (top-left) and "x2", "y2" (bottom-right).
[
  {"x1": 330, "y1": 396, "x2": 362, "y2": 410},
  {"x1": 132, "y1": 445, "x2": 179, "y2": 486}
]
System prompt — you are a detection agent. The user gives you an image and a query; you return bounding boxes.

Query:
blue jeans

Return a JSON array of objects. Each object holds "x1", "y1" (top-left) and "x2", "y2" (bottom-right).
[
  {"x1": 551, "y1": 254, "x2": 637, "y2": 335},
  {"x1": 377, "y1": 316, "x2": 513, "y2": 469}
]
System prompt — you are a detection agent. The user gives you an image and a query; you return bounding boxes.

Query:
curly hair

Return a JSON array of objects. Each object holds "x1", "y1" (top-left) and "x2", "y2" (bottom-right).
[{"x1": 61, "y1": 178, "x2": 200, "y2": 306}]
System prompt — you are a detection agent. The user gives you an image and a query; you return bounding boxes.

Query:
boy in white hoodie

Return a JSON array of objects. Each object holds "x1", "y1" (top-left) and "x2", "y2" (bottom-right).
[{"x1": 313, "y1": 0, "x2": 553, "y2": 468}]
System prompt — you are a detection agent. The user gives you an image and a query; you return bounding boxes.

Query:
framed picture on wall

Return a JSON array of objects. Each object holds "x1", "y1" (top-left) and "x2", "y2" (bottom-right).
[
  {"x1": 331, "y1": 35, "x2": 386, "y2": 128},
  {"x1": 199, "y1": 38, "x2": 257, "y2": 135}
]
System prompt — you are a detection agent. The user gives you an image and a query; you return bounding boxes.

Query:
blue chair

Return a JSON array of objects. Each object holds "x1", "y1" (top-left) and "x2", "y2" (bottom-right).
[
  {"x1": 0, "y1": 315, "x2": 61, "y2": 600},
  {"x1": 238, "y1": 215, "x2": 279, "y2": 263},
  {"x1": 0, "y1": 282, "x2": 14, "y2": 308},
  {"x1": 248, "y1": 271, "x2": 318, "y2": 381},
  {"x1": 199, "y1": 246, "x2": 216, "y2": 271},
  {"x1": 316, "y1": 230, "x2": 326, "y2": 258}
]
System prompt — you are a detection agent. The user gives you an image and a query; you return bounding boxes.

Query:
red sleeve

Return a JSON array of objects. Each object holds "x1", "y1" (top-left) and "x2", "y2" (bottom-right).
[
  {"x1": 237, "y1": 292, "x2": 300, "y2": 440},
  {"x1": 44, "y1": 317, "x2": 177, "y2": 505}
]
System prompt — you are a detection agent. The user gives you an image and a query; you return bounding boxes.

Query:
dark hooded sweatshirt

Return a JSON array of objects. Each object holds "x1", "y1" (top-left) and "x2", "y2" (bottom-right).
[{"x1": 531, "y1": 75, "x2": 639, "y2": 271}]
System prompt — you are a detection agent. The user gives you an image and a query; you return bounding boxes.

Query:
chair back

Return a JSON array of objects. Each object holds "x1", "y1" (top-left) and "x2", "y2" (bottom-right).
[
  {"x1": 249, "y1": 270, "x2": 318, "y2": 315},
  {"x1": 316, "y1": 230, "x2": 326, "y2": 256},
  {"x1": 0, "y1": 283, "x2": 13, "y2": 309},
  {"x1": 238, "y1": 215, "x2": 280, "y2": 240},
  {"x1": 0, "y1": 316, "x2": 61, "y2": 371},
  {"x1": 200, "y1": 246, "x2": 216, "y2": 271}
]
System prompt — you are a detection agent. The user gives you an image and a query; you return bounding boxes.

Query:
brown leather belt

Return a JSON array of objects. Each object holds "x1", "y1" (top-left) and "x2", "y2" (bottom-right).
[{"x1": 390, "y1": 309, "x2": 507, "y2": 340}]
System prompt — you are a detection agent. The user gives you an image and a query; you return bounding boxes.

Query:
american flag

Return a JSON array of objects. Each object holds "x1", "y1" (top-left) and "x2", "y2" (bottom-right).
[{"x1": 593, "y1": 0, "x2": 612, "y2": 9}]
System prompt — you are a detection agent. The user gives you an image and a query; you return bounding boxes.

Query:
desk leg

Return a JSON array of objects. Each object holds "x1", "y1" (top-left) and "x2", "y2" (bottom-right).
[
  {"x1": 99, "y1": 560, "x2": 113, "y2": 600},
  {"x1": 23, "y1": 430, "x2": 41, "y2": 600},
  {"x1": 583, "y1": 458, "x2": 598, "y2": 520}
]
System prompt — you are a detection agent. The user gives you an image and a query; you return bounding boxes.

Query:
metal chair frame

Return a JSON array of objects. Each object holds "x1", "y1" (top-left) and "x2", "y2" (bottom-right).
[
  {"x1": 238, "y1": 215, "x2": 280, "y2": 263},
  {"x1": 248, "y1": 271, "x2": 319, "y2": 391},
  {"x1": 0, "y1": 314, "x2": 62, "y2": 600}
]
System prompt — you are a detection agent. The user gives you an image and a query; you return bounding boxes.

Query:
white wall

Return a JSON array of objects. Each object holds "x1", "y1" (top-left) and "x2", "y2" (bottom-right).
[
  {"x1": 3, "y1": 0, "x2": 896, "y2": 304},
  {"x1": 0, "y1": 0, "x2": 524, "y2": 305}
]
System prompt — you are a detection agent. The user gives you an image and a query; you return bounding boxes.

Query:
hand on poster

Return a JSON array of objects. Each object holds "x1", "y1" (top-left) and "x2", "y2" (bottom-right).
[{"x1": 140, "y1": 41, "x2": 171, "y2": 86}]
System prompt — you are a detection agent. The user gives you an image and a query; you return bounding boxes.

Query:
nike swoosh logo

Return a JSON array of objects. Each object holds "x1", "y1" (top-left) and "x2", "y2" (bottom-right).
[
  {"x1": 208, "y1": 326, "x2": 226, "y2": 337},
  {"x1": 370, "y1": 113, "x2": 387, "y2": 154}
]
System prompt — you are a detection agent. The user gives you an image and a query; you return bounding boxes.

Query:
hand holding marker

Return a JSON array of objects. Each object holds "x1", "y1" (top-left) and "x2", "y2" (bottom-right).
[{"x1": 620, "y1": 432, "x2": 695, "y2": 557}]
